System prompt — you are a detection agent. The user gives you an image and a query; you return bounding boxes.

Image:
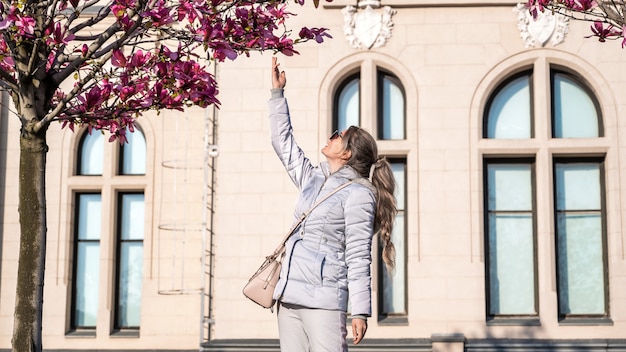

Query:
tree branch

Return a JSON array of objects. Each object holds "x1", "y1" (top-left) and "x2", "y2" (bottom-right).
[
  {"x1": 53, "y1": 5, "x2": 145, "y2": 84},
  {"x1": 26, "y1": 0, "x2": 53, "y2": 7},
  {"x1": 38, "y1": 49, "x2": 114, "y2": 132},
  {"x1": 67, "y1": 3, "x2": 112, "y2": 35},
  {"x1": 597, "y1": 1, "x2": 625, "y2": 26},
  {"x1": 52, "y1": 23, "x2": 122, "y2": 84}
]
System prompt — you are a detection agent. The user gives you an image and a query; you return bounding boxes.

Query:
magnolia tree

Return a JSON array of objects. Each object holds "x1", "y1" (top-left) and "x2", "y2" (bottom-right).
[
  {"x1": 527, "y1": 0, "x2": 626, "y2": 45},
  {"x1": 0, "y1": 0, "x2": 330, "y2": 351}
]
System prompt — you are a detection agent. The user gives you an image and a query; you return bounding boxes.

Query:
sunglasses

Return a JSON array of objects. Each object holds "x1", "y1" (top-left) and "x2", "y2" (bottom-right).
[{"x1": 329, "y1": 130, "x2": 342, "y2": 140}]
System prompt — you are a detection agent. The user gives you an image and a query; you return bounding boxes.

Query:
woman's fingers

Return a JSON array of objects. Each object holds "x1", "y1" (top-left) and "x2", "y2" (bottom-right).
[
  {"x1": 271, "y1": 57, "x2": 285, "y2": 89},
  {"x1": 351, "y1": 319, "x2": 367, "y2": 344}
]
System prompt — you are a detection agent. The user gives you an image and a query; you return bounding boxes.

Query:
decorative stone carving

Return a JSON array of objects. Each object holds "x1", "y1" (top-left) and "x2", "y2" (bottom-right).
[
  {"x1": 514, "y1": 2, "x2": 569, "y2": 48},
  {"x1": 342, "y1": 0, "x2": 396, "y2": 50}
]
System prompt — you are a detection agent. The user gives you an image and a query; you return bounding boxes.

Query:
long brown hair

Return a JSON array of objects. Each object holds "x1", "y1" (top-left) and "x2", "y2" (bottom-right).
[{"x1": 342, "y1": 126, "x2": 397, "y2": 272}]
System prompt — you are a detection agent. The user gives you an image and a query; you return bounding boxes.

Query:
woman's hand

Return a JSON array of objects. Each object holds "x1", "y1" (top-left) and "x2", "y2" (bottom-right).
[
  {"x1": 351, "y1": 318, "x2": 367, "y2": 345},
  {"x1": 272, "y1": 56, "x2": 286, "y2": 89}
]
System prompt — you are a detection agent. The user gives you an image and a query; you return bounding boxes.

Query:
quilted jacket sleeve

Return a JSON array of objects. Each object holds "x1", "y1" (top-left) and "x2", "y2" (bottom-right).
[
  {"x1": 344, "y1": 185, "x2": 376, "y2": 317},
  {"x1": 268, "y1": 97, "x2": 314, "y2": 190}
]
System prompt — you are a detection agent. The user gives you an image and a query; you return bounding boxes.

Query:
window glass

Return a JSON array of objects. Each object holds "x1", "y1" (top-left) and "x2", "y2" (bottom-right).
[
  {"x1": 486, "y1": 75, "x2": 531, "y2": 139},
  {"x1": 79, "y1": 132, "x2": 103, "y2": 175},
  {"x1": 486, "y1": 163, "x2": 536, "y2": 315},
  {"x1": 336, "y1": 77, "x2": 360, "y2": 131},
  {"x1": 553, "y1": 74, "x2": 600, "y2": 138},
  {"x1": 380, "y1": 74, "x2": 405, "y2": 140},
  {"x1": 121, "y1": 193, "x2": 145, "y2": 239},
  {"x1": 73, "y1": 193, "x2": 101, "y2": 328},
  {"x1": 555, "y1": 162, "x2": 606, "y2": 315},
  {"x1": 555, "y1": 163, "x2": 601, "y2": 210},
  {"x1": 488, "y1": 164, "x2": 533, "y2": 211},
  {"x1": 381, "y1": 160, "x2": 406, "y2": 315},
  {"x1": 120, "y1": 128, "x2": 146, "y2": 175},
  {"x1": 116, "y1": 193, "x2": 145, "y2": 328}
]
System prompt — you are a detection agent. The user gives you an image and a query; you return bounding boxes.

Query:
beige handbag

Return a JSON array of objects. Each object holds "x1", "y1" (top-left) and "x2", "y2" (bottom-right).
[{"x1": 243, "y1": 181, "x2": 354, "y2": 310}]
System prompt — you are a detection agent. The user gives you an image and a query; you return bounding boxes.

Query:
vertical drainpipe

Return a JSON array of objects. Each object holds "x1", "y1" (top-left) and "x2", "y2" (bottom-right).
[{"x1": 199, "y1": 61, "x2": 218, "y2": 350}]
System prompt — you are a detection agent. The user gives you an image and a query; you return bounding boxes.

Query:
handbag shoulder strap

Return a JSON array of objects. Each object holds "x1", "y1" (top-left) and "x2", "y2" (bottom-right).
[
  {"x1": 301, "y1": 180, "x2": 354, "y2": 221},
  {"x1": 273, "y1": 180, "x2": 355, "y2": 252}
]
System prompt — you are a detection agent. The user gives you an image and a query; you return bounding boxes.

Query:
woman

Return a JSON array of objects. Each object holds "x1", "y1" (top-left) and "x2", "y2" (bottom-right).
[{"x1": 269, "y1": 57, "x2": 397, "y2": 352}]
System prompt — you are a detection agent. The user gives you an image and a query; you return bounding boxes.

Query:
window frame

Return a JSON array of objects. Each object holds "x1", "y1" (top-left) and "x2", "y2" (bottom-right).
[
  {"x1": 477, "y1": 56, "x2": 612, "y2": 327},
  {"x1": 553, "y1": 156, "x2": 611, "y2": 324},
  {"x1": 483, "y1": 157, "x2": 540, "y2": 325},
  {"x1": 76, "y1": 130, "x2": 104, "y2": 176},
  {"x1": 332, "y1": 72, "x2": 361, "y2": 132},
  {"x1": 113, "y1": 191, "x2": 145, "y2": 332},
  {"x1": 550, "y1": 68, "x2": 604, "y2": 138},
  {"x1": 70, "y1": 191, "x2": 102, "y2": 333},
  {"x1": 483, "y1": 70, "x2": 535, "y2": 139},
  {"x1": 330, "y1": 63, "x2": 410, "y2": 325},
  {"x1": 376, "y1": 70, "x2": 406, "y2": 140},
  {"x1": 118, "y1": 127, "x2": 147, "y2": 176},
  {"x1": 68, "y1": 125, "x2": 149, "y2": 336},
  {"x1": 377, "y1": 157, "x2": 408, "y2": 324}
]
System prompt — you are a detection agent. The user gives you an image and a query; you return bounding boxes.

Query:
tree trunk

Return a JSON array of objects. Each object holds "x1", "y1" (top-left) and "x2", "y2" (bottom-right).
[{"x1": 12, "y1": 128, "x2": 48, "y2": 352}]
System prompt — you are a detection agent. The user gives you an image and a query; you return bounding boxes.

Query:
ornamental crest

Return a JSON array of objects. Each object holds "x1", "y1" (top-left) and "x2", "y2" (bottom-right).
[
  {"x1": 514, "y1": 2, "x2": 569, "y2": 48},
  {"x1": 342, "y1": 0, "x2": 396, "y2": 50}
]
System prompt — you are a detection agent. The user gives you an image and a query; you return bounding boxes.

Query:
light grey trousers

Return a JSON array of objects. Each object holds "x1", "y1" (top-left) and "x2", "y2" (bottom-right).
[{"x1": 277, "y1": 302, "x2": 348, "y2": 352}]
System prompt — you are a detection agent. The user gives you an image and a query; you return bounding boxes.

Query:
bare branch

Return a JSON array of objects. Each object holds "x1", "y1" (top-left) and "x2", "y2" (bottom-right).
[
  {"x1": 51, "y1": 1, "x2": 113, "y2": 67},
  {"x1": 52, "y1": 23, "x2": 122, "y2": 84},
  {"x1": 67, "y1": 4, "x2": 112, "y2": 35},
  {"x1": 49, "y1": 0, "x2": 62, "y2": 17},
  {"x1": 38, "y1": 49, "x2": 114, "y2": 132},
  {"x1": 25, "y1": 40, "x2": 42, "y2": 77},
  {"x1": 26, "y1": 0, "x2": 53, "y2": 7},
  {"x1": 53, "y1": 4, "x2": 147, "y2": 84}
]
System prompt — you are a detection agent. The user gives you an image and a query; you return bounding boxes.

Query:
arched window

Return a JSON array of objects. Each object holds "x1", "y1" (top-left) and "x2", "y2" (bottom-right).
[
  {"x1": 119, "y1": 127, "x2": 147, "y2": 175},
  {"x1": 378, "y1": 71, "x2": 405, "y2": 140},
  {"x1": 333, "y1": 69, "x2": 406, "y2": 140},
  {"x1": 331, "y1": 62, "x2": 409, "y2": 323},
  {"x1": 70, "y1": 126, "x2": 148, "y2": 334},
  {"x1": 485, "y1": 72, "x2": 532, "y2": 139},
  {"x1": 482, "y1": 64, "x2": 608, "y2": 323},
  {"x1": 77, "y1": 131, "x2": 104, "y2": 175},
  {"x1": 334, "y1": 73, "x2": 360, "y2": 131},
  {"x1": 552, "y1": 71, "x2": 602, "y2": 138}
]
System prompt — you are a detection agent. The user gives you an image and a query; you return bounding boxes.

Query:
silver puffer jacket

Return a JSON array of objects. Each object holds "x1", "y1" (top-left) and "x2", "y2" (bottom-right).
[{"x1": 269, "y1": 97, "x2": 376, "y2": 316}]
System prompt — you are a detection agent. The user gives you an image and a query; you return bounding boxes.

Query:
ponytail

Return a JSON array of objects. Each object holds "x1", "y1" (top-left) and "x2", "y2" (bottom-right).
[
  {"x1": 370, "y1": 158, "x2": 397, "y2": 273},
  {"x1": 342, "y1": 126, "x2": 398, "y2": 273}
]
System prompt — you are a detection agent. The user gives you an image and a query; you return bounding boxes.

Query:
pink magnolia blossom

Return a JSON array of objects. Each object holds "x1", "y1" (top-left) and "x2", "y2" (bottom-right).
[
  {"x1": 563, "y1": 0, "x2": 596, "y2": 11},
  {"x1": 111, "y1": 49, "x2": 128, "y2": 68},
  {"x1": 111, "y1": 4, "x2": 126, "y2": 18},
  {"x1": 587, "y1": 21, "x2": 620, "y2": 42},
  {"x1": 9, "y1": 13, "x2": 36, "y2": 37},
  {"x1": 142, "y1": 0, "x2": 175, "y2": 27},
  {"x1": 46, "y1": 22, "x2": 75, "y2": 45},
  {"x1": 527, "y1": 0, "x2": 626, "y2": 47},
  {"x1": 299, "y1": 27, "x2": 333, "y2": 43},
  {"x1": 177, "y1": 0, "x2": 203, "y2": 22},
  {"x1": 0, "y1": 0, "x2": 332, "y2": 143}
]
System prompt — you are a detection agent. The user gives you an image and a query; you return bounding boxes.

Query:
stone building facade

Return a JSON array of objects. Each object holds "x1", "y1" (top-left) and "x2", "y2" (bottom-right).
[{"x1": 1, "y1": 0, "x2": 625, "y2": 351}]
